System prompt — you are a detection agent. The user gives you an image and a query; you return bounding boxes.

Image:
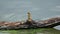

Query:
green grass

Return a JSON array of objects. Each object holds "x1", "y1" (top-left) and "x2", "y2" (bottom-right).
[{"x1": 0, "y1": 28, "x2": 60, "y2": 34}]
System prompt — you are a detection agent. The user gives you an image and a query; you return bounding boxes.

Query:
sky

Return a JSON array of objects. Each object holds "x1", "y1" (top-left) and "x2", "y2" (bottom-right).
[{"x1": 0, "y1": 0, "x2": 60, "y2": 29}]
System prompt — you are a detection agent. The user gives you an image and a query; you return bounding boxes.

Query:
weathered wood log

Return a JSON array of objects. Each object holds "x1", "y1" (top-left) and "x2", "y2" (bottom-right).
[{"x1": 0, "y1": 20, "x2": 60, "y2": 30}]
